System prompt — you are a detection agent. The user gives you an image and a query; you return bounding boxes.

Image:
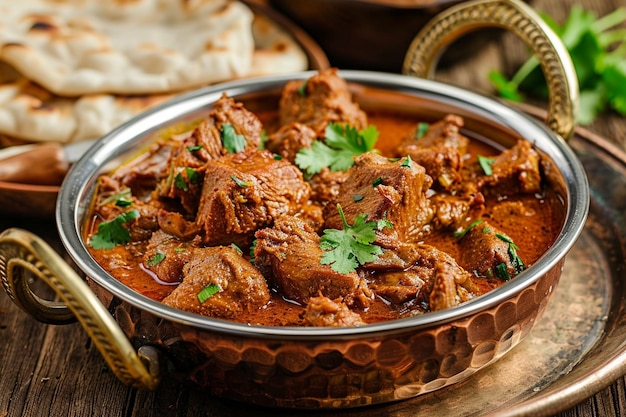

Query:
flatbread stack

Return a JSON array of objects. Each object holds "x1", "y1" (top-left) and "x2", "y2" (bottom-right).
[{"x1": 0, "y1": 0, "x2": 308, "y2": 144}]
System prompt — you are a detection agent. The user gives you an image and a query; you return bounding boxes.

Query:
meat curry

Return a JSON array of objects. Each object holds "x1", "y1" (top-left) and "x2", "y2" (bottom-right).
[{"x1": 85, "y1": 69, "x2": 565, "y2": 327}]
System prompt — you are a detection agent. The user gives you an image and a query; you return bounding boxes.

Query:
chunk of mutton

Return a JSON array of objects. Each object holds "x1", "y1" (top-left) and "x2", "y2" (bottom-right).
[
  {"x1": 195, "y1": 149, "x2": 311, "y2": 247},
  {"x1": 161, "y1": 245, "x2": 270, "y2": 319},
  {"x1": 363, "y1": 243, "x2": 478, "y2": 312},
  {"x1": 322, "y1": 152, "x2": 434, "y2": 248},
  {"x1": 254, "y1": 216, "x2": 372, "y2": 307}
]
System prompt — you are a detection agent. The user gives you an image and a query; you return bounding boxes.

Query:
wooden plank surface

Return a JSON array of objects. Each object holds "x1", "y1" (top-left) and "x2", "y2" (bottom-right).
[{"x1": 1, "y1": 0, "x2": 625, "y2": 416}]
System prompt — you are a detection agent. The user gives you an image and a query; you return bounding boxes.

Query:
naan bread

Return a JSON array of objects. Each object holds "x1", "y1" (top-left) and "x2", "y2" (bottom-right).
[
  {"x1": 249, "y1": 13, "x2": 308, "y2": 77},
  {"x1": 0, "y1": 0, "x2": 255, "y2": 96},
  {"x1": 0, "y1": 77, "x2": 173, "y2": 143},
  {"x1": 0, "y1": 2, "x2": 309, "y2": 143}
]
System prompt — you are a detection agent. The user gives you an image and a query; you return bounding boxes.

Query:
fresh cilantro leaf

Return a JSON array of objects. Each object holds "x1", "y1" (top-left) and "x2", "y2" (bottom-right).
[
  {"x1": 187, "y1": 145, "x2": 203, "y2": 152},
  {"x1": 197, "y1": 283, "x2": 221, "y2": 303},
  {"x1": 415, "y1": 122, "x2": 430, "y2": 139},
  {"x1": 230, "y1": 243, "x2": 243, "y2": 255},
  {"x1": 489, "y1": 6, "x2": 626, "y2": 125},
  {"x1": 174, "y1": 172, "x2": 188, "y2": 191},
  {"x1": 295, "y1": 141, "x2": 339, "y2": 175},
  {"x1": 494, "y1": 262, "x2": 511, "y2": 281},
  {"x1": 298, "y1": 79, "x2": 308, "y2": 97},
  {"x1": 401, "y1": 155, "x2": 412, "y2": 169},
  {"x1": 175, "y1": 167, "x2": 200, "y2": 191},
  {"x1": 319, "y1": 204, "x2": 390, "y2": 274},
  {"x1": 221, "y1": 124, "x2": 246, "y2": 153},
  {"x1": 146, "y1": 252, "x2": 165, "y2": 266},
  {"x1": 230, "y1": 174, "x2": 251, "y2": 187},
  {"x1": 477, "y1": 155, "x2": 495, "y2": 175},
  {"x1": 454, "y1": 219, "x2": 483, "y2": 239},
  {"x1": 259, "y1": 130, "x2": 269, "y2": 150},
  {"x1": 488, "y1": 71, "x2": 524, "y2": 102},
  {"x1": 496, "y1": 233, "x2": 526, "y2": 274},
  {"x1": 115, "y1": 198, "x2": 132, "y2": 208},
  {"x1": 99, "y1": 188, "x2": 131, "y2": 206},
  {"x1": 295, "y1": 123, "x2": 379, "y2": 175},
  {"x1": 89, "y1": 210, "x2": 140, "y2": 250}
]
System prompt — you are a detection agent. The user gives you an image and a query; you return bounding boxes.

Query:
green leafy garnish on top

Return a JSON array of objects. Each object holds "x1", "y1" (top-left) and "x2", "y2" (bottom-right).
[
  {"x1": 89, "y1": 209, "x2": 140, "y2": 250},
  {"x1": 319, "y1": 204, "x2": 392, "y2": 274},
  {"x1": 295, "y1": 123, "x2": 379, "y2": 175},
  {"x1": 221, "y1": 123, "x2": 246, "y2": 153},
  {"x1": 197, "y1": 283, "x2": 221, "y2": 304},
  {"x1": 489, "y1": 6, "x2": 626, "y2": 125}
]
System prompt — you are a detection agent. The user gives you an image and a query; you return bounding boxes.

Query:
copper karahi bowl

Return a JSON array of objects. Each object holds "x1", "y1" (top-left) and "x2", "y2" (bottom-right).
[{"x1": 0, "y1": 0, "x2": 588, "y2": 409}]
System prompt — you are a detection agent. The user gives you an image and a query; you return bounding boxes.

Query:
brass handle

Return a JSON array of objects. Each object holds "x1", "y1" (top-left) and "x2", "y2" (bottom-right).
[
  {"x1": 402, "y1": 0, "x2": 578, "y2": 140},
  {"x1": 0, "y1": 228, "x2": 160, "y2": 390}
]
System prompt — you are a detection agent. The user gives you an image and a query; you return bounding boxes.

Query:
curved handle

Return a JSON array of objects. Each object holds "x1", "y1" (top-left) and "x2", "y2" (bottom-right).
[
  {"x1": 402, "y1": 0, "x2": 578, "y2": 140},
  {"x1": 0, "y1": 228, "x2": 160, "y2": 390}
]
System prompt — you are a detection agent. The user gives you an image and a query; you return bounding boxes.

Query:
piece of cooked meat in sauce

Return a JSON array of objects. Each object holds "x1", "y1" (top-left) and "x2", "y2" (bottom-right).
[
  {"x1": 86, "y1": 68, "x2": 560, "y2": 328},
  {"x1": 322, "y1": 152, "x2": 434, "y2": 247},
  {"x1": 254, "y1": 216, "x2": 372, "y2": 307},
  {"x1": 279, "y1": 67, "x2": 367, "y2": 135},
  {"x1": 397, "y1": 114, "x2": 469, "y2": 190},
  {"x1": 162, "y1": 246, "x2": 270, "y2": 319},
  {"x1": 196, "y1": 148, "x2": 311, "y2": 247}
]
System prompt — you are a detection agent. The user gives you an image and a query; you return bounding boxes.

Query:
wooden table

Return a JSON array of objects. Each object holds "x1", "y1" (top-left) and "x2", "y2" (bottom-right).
[{"x1": 1, "y1": 0, "x2": 625, "y2": 416}]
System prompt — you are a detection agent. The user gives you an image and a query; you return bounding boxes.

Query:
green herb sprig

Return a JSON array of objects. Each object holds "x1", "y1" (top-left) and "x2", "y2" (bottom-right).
[
  {"x1": 295, "y1": 123, "x2": 379, "y2": 175},
  {"x1": 319, "y1": 204, "x2": 392, "y2": 274},
  {"x1": 490, "y1": 6, "x2": 626, "y2": 125},
  {"x1": 221, "y1": 124, "x2": 246, "y2": 153},
  {"x1": 89, "y1": 210, "x2": 140, "y2": 250},
  {"x1": 197, "y1": 283, "x2": 221, "y2": 304}
]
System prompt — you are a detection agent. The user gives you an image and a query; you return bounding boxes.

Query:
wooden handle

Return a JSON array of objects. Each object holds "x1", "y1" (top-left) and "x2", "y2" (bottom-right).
[
  {"x1": 0, "y1": 228, "x2": 161, "y2": 390},
  {"x1": 402, "y1": 0, "x2": 578, "y2": 140},
  {"x1": 0, "y1": 142, "x2": 68, "y2": 184}
]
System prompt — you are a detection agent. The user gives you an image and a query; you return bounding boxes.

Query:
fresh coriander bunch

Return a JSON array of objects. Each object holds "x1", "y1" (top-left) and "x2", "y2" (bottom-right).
[{"x1": 490, "y1": 6, "x2": 626, "y2": 125}]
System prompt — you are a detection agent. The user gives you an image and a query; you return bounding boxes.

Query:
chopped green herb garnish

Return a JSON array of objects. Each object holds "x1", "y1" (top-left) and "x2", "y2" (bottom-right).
[
  {"x1": 89, "y1": 210, "x2": 140, "y2": 250},
  {"x1": 187, "y1": 145, "x2": 203, "y2": 152},
  {"x1": 146, "y1": 252, "x2": 165, "y2": 267},
  {"x1": 376, "y1": 218, "x2": 394, "y2": 231},
  {"x1": 478, "y1": 155, "x2": 495, "y2": 176},
  {"x1": 297, "y1": 79, "x2": 308, "y2": 97},
  {"x1": 197, "y1": 283, "x2": 221, "y2": 303},
  {"x1": 401, "y1": 155, "x2": 412, "y2": 169},
  {"x1": 295, "y1": 123, "x2": 379, "y2": 175},
  {"x1": 99, "y1": 188, "x2": 131, "y2": 206},
  {"x1": 319, "y1": 204, "x2": 390, "y2": 274},
  {"x1": 174, "y1": 248, "x2": 186, "y2": 253},
  {"x1": 174, "y1": 172, "x2": 188, "y2": 191},
  {"x1": 115, "y1": 198, "x2": 132, "y2": 208},
  {"x1": 174, "y1": 167, "x2": 200, "y2": 191},
  {"x1": 353, "y1": 194, "x2": 364, "y2": 202},
  {"x1": 454, "y1": 219, "x2": 484, "y2": 239},
  {"x1": 489, "y1": 6, "x2": 626, "y2": 125},
  {"x1": 230, "y1": 243, "x2": 243, "y2": 255},
  {"x1": 221, "y1": 124, "x2": 246, "y2": 153},
  {"x1": 273, "y1": 154, "x2": 283, "y2": 160},
  {"x1": 482, "y1": 226, "x2": 491, "y2": 233},
  {"x1": 231, "y1": 174, "x2": 251, "y2": 187},
  {"x1": 372, "y1": 177, "x2": 384, "y2": 187},
  {"x1": 494, "y1": 262, "x2": 511, "y2": 281},
  {"x1": 259, "y1": 130, "x2": 269, "y2": 150},
  {"x1": 496, "y1": 233, "x2": 526, "y2": 274},
  {"x1": 415, "y1": 122, "x2": 430, "y2": 139}
]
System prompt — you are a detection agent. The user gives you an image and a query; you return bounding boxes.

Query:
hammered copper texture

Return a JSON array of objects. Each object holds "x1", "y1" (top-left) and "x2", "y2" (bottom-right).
[{"x1": 105, "y1": 262, "x2": 562, "y2": 408}]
